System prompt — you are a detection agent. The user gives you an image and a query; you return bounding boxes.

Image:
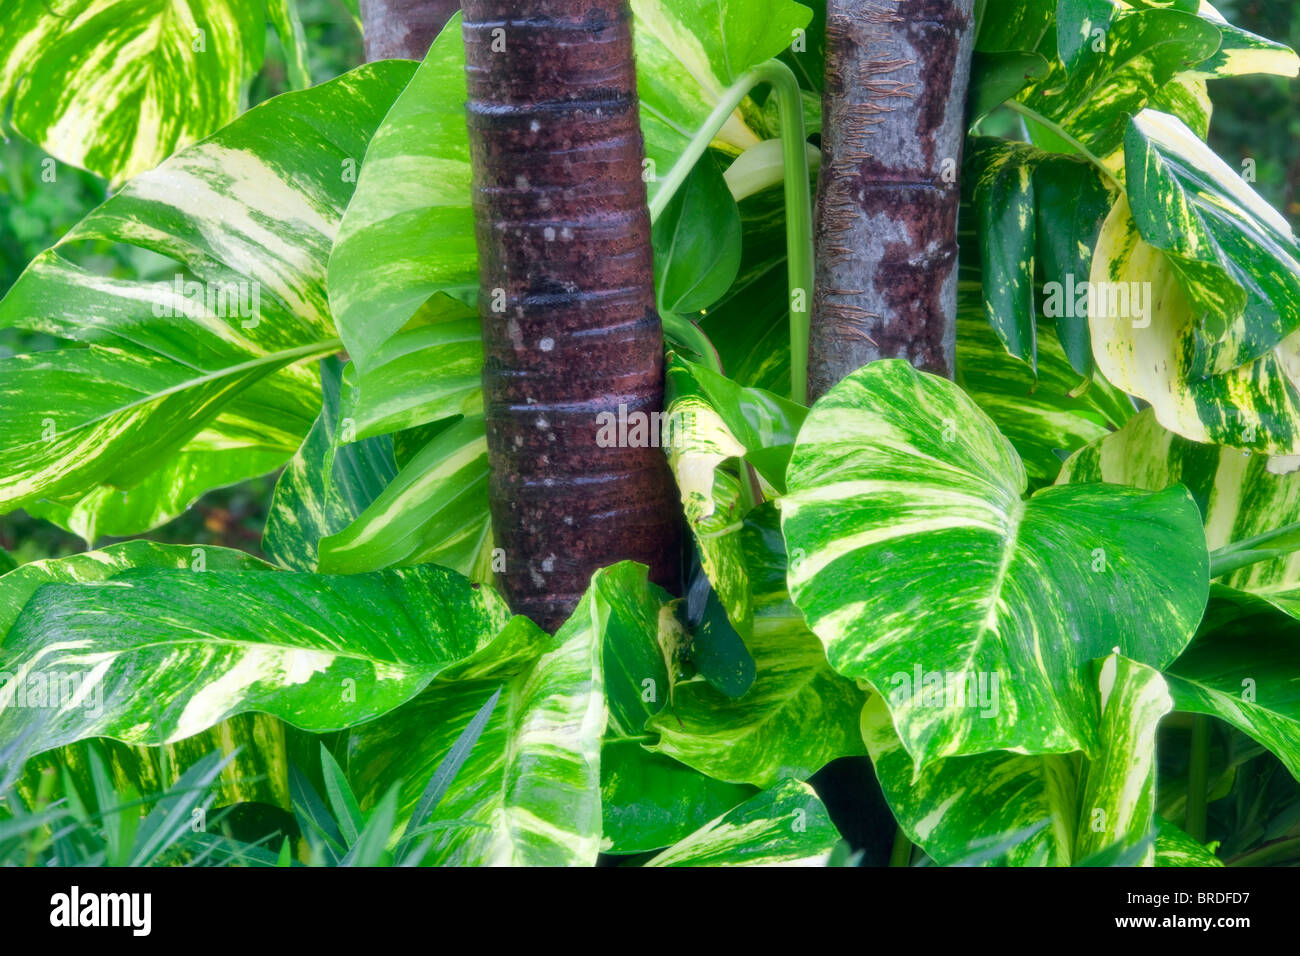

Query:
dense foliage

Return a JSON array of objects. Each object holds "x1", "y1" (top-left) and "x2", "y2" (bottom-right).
[{"x1": 2, "y1": 0, "x2": 1300, "y2": 866}]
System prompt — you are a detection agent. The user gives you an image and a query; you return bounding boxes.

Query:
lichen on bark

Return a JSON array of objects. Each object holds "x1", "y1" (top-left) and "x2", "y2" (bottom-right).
[{"x1": 810, "y1": 0, "x2": 976, "y2": 397}]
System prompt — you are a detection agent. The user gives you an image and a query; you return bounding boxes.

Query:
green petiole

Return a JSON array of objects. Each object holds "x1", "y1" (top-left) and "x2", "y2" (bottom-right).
[{"x1": 648, "y1": 59, "x2": 815, "y2": 406}]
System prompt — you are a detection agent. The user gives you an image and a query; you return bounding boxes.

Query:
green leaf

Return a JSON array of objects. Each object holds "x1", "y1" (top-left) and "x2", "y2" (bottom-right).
[
  {"x1": 1124, "y1": 110, "x2": 1300, "y2": 374},
  {"x1": 289, "y1": 763, "x2": 345, "y2": 863},
  {"x1": 0, "y1": 561, "x2": 516, "y2": 789},
  {"x1": 1060, "y1": 408, "x2": 1300, "y2": 616},
  {"x1": 341, "y1": 304, "x2": 483, "y2": 442},
  {"x1": 317, "y1": 415, "x2": 492, "y2": 578},
  {"x1": 265, "y1": 0, "x2": 313, "y2": 90},
  {"x1": 340, "y1": 784, "x2": 400, "y2": 866},
  {"x1": 783, "y1": 360, "x2": 1208, "y2": 764},
  {"x1": 1056, "y1": 0, "x2": 1117, "y2": 74},
  {"x1": 642, "y1": 778, "x2": 840, "y2": 866},
  {"x1": 664, "y1": 371, "x2": 753, "y2": 633},
  {"x1": 0, "y1": 540, "x2": 268, "y2": 640},
  {"x1": 864, "y1": 655, "x2": 1173, "y2": 866},
  {"x1": 1074, "y1": 654, "x2": 1173, "y2": 863},
  {"x1": 27, "y1": 441, "x2": 288, "y2": 543},
  {"x1": 974, "y1": 0, "x2": 1055, "y2": 53},
  {"x1": 0, "y1": 0, "x2": 270, "y2": 183},
  {"x1": 955, "y1": 315, "x2": 1132, "y2": 483},
  {"x1": 1089, "y1": 194, "x2": 1300, "y2": 454},
  {"x1": 600, "y1": 742, "x2": 755, "y2": 855},
  {"x1": 581, "y1": 563, "x2": 683, "y2": 738},
  {"x1": 2, "y1": 543, "x2": 299, "y2": 810},
  {"x1": 346, "y1": 579, "x2": 607, "y2": 866},
  {"x1": 263, "y1": 357, "x2": 397, "y2": 571},
  {"x1": 1163, "y1": 596, "x2": 1300, "y2": 781},
  {"x1": 1172, "y1": 1, "x2": 1300, "y2": 80},
  {"x1": 1155, "y1": 816, "x2": 1223, "y2": 867},
  {"x1": 968, "y1": 138, "x2": 1040, "y2": 365},
  {"x1": 969, "y1": 51, "x2": 1050, "y2": 125},
  {"x1": 648, "y1": 506, "x2": 866, "y2": 786},
  {"x1": 1150, "y1": 73, "x2": 1212, "y2": 139},
  {"x1": 328, "y1": 15, "x2": 476, "y2": 369},
  {"x1": 653, "y1": 153, "x2": 742, "y2": 314},
  {"x1": 663, "y1": 355, "x2": 807, "y2": 631},
  {"x1": 701, "y1": 185, "x2": 798, "y2": 396},
  {"x1": 667, "y1": 355, "x2": 807, "y2": 493},
  {"x1": 632, "y1": 0, "x2": 814, "y2": 194},
  {"x1": 1034, "y1": 154, "x2": 1115, "y2": 375},
  {"x1": 396, "y1": 685, "x2": 500, "y2": 859},
  {"x1": 0, "y1": 62, "x2": 415, "y2": 517},
  {"x1": 1014, "y1": 7, "x2": 1221, "y2": 157},
  {"x1": 319, "y1": 743, "x2": 364, "y2": 846},
  {"x1": 129, "y1": 750, "x2": 232, "y2": 866},
  {"x1": 571, "y1": 564, "x2": 753, "y2": 854},
  {"x1": 689, "y1": 587, "x2": 757, "y2": 697}
]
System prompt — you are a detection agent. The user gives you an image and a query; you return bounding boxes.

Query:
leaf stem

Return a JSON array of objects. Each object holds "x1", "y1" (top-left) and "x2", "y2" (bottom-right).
[
  {"x1": 1185, "y1": 715, "x2": 1211, "y2": 843},
  {"x1": 1005, "y1": 100, "x2": 1122, "y2": 191},
  {"x1": 1208, "y1": 518, "x2": 1300, "y2": 578},
  {"x1": 889, "y1": 825, "x2": 913, "y2": 866},
  {"x1": 648, "y1": 60, "x2": 814, "y2": 405}
]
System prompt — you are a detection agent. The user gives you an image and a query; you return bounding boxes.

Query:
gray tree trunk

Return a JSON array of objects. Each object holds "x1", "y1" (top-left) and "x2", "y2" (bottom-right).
[{"x1": 809, "y1": 0, "x2": 976, "y2": 398}]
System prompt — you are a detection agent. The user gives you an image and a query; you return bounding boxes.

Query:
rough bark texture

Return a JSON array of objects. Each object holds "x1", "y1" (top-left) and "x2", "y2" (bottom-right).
[
  {"x1": 359, "y1": 0, "x2": 460, "y2": 61},
  {"x1": 810, "y1": 0, "x2": 976, "y2": 397},
  {"x1": 462, "y1": 0, "x2": 681, "y2": 631}
]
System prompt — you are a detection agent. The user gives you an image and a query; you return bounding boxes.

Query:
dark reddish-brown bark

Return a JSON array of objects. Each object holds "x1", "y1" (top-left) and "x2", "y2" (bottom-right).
[
  {"x1": 809, "y1": 0, "x2": 975, "y2": 397},
  {"x1": 359, "y1": 0, "x2": 460, "y2": 61},
  {"x1": 462, "y1": 0, "x2": 681, "y2": 630}
]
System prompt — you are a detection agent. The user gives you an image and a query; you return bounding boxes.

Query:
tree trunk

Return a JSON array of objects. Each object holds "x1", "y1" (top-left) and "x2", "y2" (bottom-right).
[
  {"x1": 809, "y1": 0, "x2": 976, "y2": 397},
  {"x1": 462, "y1": 0, "x2": 681, "y2": 630},
  {"x1": 359, "y1": 0, "x2": 460, "y2": 61}
]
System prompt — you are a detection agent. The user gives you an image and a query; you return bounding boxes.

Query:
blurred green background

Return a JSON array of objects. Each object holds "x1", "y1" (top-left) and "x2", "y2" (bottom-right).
[
  {"x1": 2, "y1": 0, "x2": 1297, "y2": 563},
  {"x1": 1209, "y1": 0, "x2": 1300, "y2": 228}
]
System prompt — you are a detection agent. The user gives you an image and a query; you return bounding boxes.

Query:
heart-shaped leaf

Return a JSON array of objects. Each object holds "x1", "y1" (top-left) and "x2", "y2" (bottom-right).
[{"x1": 782, "y1": 359, "x2": 1207, "y2": 764}]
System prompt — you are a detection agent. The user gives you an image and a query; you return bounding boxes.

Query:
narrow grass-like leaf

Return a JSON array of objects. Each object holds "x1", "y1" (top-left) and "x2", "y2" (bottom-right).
[{"x1": 395, "y1": 686, "x2": 501, "y2": 859}]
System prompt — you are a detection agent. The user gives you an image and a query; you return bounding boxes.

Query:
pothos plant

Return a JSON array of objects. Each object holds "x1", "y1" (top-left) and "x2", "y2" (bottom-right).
[{"x1": 0, "y1": 0, "x2": 1298, "y2": 867}]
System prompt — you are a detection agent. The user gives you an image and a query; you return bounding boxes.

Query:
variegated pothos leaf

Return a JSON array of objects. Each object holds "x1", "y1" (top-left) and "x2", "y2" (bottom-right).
[
  {"x1": 782, "y1": 360, "x2": 1207, "y2": 765},
  {"x1": 0, "y1": 0, "x2": 309, "y2": 183}
]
